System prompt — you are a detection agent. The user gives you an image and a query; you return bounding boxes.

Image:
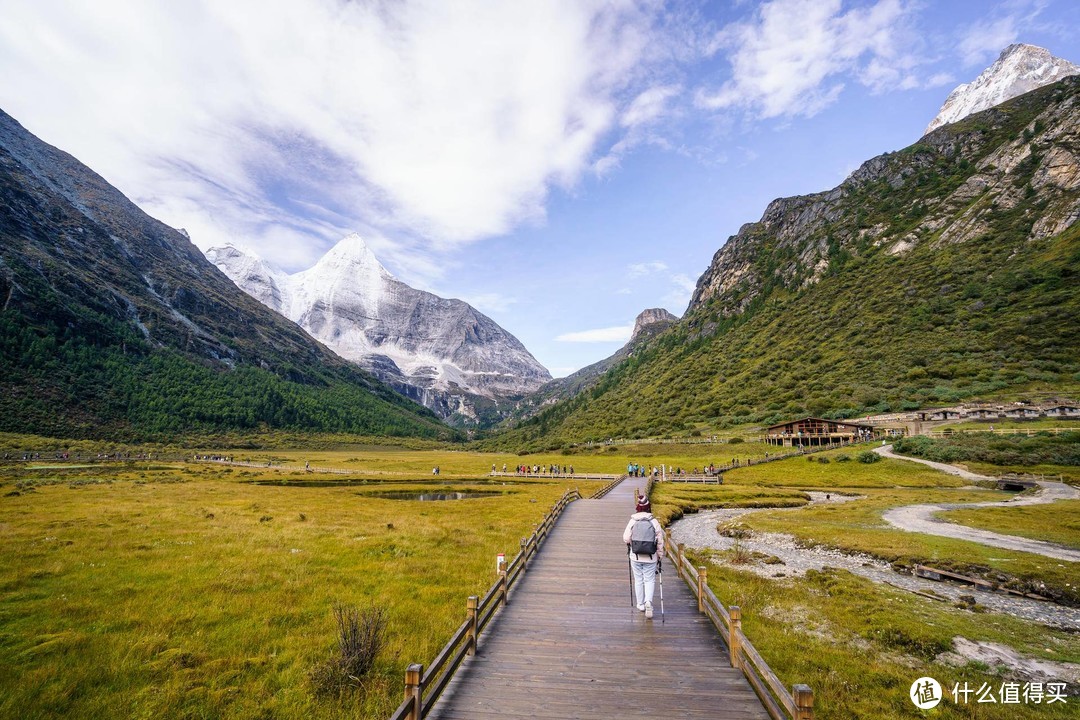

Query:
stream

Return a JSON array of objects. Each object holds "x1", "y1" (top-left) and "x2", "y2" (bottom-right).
[{"x1": 669, "y1": 491, "x2": 1080, "y2": 631}]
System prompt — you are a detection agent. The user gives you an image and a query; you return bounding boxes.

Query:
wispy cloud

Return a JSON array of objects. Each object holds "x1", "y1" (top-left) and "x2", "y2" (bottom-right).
[
  {"x1": 628, "y1": 261, "x2": 670, "y2": 278},
  {"x1": 956, "y1": 0, "x2": 1048, "y2": 67},
  {"x1": 696, "y1": 0, "x2": 920, "y2": 119},
  {"x1": 453, "y1": 292, "x2": 519, "y2": 315},
  {"x1": 0, "y1": 0, "x2": 676, "y2": 269},
  {"x1": 555, "y1": 325, "x2": 634, "y2": 343}
]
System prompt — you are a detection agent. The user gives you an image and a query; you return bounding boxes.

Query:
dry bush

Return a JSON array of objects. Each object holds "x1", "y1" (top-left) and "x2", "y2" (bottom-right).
[{"x1": 310, "y1": 603, "x2": 387, "y2": 696}]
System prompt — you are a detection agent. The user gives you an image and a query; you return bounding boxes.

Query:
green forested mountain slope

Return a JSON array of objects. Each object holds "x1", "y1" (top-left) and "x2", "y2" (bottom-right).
[
  {"x1": 497, "y1": 78, "x2": 1080, "y2": 449},
  {"x1": 0, "y1": 109, "x2": 455, "y2": 441}
]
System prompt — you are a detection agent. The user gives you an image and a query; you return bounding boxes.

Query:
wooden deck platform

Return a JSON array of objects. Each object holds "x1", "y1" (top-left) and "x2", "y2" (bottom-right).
[{"x1": 428, "y1": 479, "x2": 770, "y2": 719}]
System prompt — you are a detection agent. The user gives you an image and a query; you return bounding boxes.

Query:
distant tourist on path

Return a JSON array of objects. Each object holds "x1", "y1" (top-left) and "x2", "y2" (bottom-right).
[{"x1": 623, "y1": 494, "x2": 664, "y2": 619}]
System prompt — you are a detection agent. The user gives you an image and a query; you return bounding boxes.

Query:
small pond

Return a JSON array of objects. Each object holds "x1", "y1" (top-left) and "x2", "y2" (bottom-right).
[{"x1": 362, "y1": 490, "x2": 506, "y2": 501}]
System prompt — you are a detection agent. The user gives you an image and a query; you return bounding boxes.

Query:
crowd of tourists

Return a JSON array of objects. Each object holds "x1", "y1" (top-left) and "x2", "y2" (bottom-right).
[{"x1": 510, "y1": 464, "x2": 574, "y2": 475}]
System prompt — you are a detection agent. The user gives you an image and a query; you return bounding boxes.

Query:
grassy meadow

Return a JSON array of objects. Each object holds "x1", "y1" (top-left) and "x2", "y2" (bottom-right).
[
  {"x1": 2, "y1": 433, "x2": 1077, "y2": 718},
  {"x1": 647, "y1": 440, "x2": 1080, "y2": 718},
  {"x1": 0, "y1": 453, "x2": 605, "y2": 719}
]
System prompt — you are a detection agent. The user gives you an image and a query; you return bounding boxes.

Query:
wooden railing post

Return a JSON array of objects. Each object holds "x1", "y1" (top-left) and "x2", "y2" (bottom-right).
[
  {"x1": 677, "y1": 542, "x2": 685, "y2": 573},
  {"x1": 697, "y1": 566, "x2": 707, "y2": 612},
  {"x1": 466, "y1": 596, "x2": 479, "y2": 656},
  {"x1": 520, "y1": 537, "x2": 528, "y2": 572},
  {"x1": 729, "y1": 606, "x2": 742, "y2": 669},
  {"x1": 498, "y1": 555, "x2": 508, "y2": 607},
  {"x1": 794, "y1": 684, "x2": 814, "y2": 719},
  {"x1": 404, "y1": 663, "x2": 423, "y2": 720}
]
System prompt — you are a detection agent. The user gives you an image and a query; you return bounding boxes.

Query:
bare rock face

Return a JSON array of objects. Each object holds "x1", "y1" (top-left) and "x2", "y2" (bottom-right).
[
  {"x1": 926, "y1": 44, "x2": 1079, "y2": 135},
  {"x1": 207, "y1": 236, "x2": 551, "y2": 425},
  {"x1": 631, "y1": 308, "x2": 678, "y2": 341},
  {"x1": 690, "y1": 74, "x2": 1080, "y2": 318}
]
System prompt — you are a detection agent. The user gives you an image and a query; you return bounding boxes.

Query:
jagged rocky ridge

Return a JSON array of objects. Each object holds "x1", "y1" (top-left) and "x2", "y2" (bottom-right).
[
  {"x1": 691, "y1": 76, "x2": 1080, "y2": 317},
  {"x1": 926, "y1": 44, "x2": 1079, "y2": 135},
  {"x1": 493, "y1": 75, "x2": 1080, "y2": 447},
  {"x1": 0, "y1": 108, "x2": 452, "y2": 440},
  {"x1": 207, "y1": 238, "x2": 551, "y2": 426},
  {"x1": 508, "y1": 308, "x2": 679, "y2": 423}
]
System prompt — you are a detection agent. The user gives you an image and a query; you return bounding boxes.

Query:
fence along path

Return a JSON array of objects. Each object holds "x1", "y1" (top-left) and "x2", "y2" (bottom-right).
[{"x1": 426, "y1": 478, "x2": 771, "y2": 719}]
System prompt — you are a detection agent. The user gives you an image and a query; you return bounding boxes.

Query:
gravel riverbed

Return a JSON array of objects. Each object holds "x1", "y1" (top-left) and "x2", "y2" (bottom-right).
[{"x1": 669, "y1": 492, "x2": 1080, "y2": 631}]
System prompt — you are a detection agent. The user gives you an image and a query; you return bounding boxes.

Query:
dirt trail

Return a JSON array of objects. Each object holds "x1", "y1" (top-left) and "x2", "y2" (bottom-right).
[
  {"x1": 670, "y1": 494, "x2": 1080, "y2": 630},
  {"x1": 876, "y1": 444, "x2": 1080, "y2": 562}
]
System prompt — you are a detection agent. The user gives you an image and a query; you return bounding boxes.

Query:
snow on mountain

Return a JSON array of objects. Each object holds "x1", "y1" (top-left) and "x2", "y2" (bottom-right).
[
  {"x1": 206, "y1": 234, "x2": 551, "y2": 422},
  {"x1": 925, "y1": 44, "x2": 1079, "y2": 135}
]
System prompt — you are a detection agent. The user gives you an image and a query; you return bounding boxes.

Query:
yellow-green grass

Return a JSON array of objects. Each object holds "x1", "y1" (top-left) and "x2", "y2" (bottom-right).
[
  {"x1": 0, "y1": 461, "x2": 604, "y2": 719},
  {"x1": 962, "y1": 461, "x2": 1080, "y2": 483},
  {"x1": 939, "y1": 501, "x2": 1080, "y2": 548},
  {"x1": 648, "y1": 485, "x2": 811, "y2": 525},
  {"x1": 935, "y1": 419, "x2": 1080, "y2": 432},
  {"x1": 717, "y1": 444, "x2": 968, "y2": 489},
  {"x1": 650, "y1": 449, "x2": 1080, "y2": 603},
  {"x1": 201, "y1": 447, "x2": 629, "y2": 480},
  {"x1": 696, "y1": 560, "x2": 1080, "y2": 719}
]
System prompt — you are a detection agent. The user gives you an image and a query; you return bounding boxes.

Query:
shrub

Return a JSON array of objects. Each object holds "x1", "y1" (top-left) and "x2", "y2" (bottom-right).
[
  {"x1": 310, "y1": 604, "x2": 387, "y2": 695},
  {"x1": 834, "y1": 454, "x2": 851, "y2": 462},
  {"x1": 728, "y1": 437, "x2": 744, "y2": 444},
  {"x1": 816, "y1": 456, "x2": 830, "y2": 464},
  {"x1": 857, "y1": 451, "x2": 881, "y2": 464}
]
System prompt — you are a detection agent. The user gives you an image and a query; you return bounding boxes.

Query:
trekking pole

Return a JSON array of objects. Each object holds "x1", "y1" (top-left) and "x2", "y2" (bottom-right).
[
  {"x1": 658, "y1": 558, "x2": 665, "y2": 623},
  {"x1": 627, "y1": 547, "x2": 635, "y2": 610}
]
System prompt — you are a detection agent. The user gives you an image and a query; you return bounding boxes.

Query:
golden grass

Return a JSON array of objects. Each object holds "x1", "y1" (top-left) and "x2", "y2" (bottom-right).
[{"x1": 0, "y1": 460, "x2": 603, "y2": 718}]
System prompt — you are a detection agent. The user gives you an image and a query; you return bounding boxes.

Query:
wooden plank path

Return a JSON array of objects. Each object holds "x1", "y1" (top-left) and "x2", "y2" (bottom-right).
[{"x1": 428, "y1": 479, "x2": 770, "y2": 719}]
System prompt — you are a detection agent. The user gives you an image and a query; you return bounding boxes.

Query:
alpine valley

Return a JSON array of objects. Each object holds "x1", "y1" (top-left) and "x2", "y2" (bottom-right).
[
  {"x1": 494, "y1": 74, "x2": 1080, "y2": 450},
  {"x1": 0, "y1": 108, "x2": 455, "y2": 441},
  {"x1": 207, "y1": 237, "x2": 550, "y2": 427}
]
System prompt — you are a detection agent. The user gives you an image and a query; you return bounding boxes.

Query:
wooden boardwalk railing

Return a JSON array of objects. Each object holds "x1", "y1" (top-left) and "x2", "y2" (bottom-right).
[
  {"x1": 663, "y1": 537, "x2": 813, "y2": 720},
  {"x1": 389, "y1": 488, "x2": 585, "y2": 720},
  {"x1": 390, "y1": 477, "x2": 810, "y2": 720},
  {"x1": 611, "y1": 475, "x2": 813, "y2": 720}
]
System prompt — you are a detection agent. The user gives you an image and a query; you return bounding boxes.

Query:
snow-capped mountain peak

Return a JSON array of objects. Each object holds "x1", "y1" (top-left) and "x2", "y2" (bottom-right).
[
  {"x1": 925, "y1": 43, "x2": 1079, "y2": 135},
  {"x1": 314, "y1": 232, "x2": 394, "y2": 279},
  {"x1": 206, "y1": 236, "x2": 551, "y2": 424},
  {"x1": 205, "y1": 244, "x2": 286, "y2": 312}
]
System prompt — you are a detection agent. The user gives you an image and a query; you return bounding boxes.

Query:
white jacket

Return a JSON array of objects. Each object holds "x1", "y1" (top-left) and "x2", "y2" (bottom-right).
[{"x1": 623, "y1": 512, "x2": 664, "y2": 563}]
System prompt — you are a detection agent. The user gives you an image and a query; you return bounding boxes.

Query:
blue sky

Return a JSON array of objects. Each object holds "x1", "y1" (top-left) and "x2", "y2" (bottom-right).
[{"x1": 1, "y1": 0, "x2": 1077, "y2": 376}]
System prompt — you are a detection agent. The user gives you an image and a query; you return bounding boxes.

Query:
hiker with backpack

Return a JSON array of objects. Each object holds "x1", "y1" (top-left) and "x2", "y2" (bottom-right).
[{"x1": 623, "y1": 494, "x2": 664, "y2": 619}]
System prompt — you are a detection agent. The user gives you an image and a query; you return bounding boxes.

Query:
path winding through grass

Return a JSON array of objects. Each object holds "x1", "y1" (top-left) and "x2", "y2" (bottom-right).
[{"x1": 876, "y1": 444, "x2": 1080, "y2": 562}]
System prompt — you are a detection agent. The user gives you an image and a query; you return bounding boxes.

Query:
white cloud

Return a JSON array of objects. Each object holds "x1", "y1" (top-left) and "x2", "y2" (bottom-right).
[
  {"x1": 925, "y1": 72, "x2": 956, "y2": 89},
  {"x1": 555, "y1": 325, "x2": 634, "y2": 343},
  {"x1": 956, "y1": 1, "x2": 1048, "y2": 68},
  {"x1": 452, "y1": 292, "x2": 519, "y2": 315},
  {"x1": 622, "y1": 84, "x2": 682, "y2": 128},
  {"x1": 628, "y1": 261, "x2": 669, "y2": 277},
  {"x1": 697, "y1": 0, "x2": 917, "y2": 119},
  {"x1": 958, "y1": 17, "x2": 1019, "y2": 67},
  {"x1": 667, "y1": 272, "x2": 697, "y2": 303},
  {"x1": 0, "y1": 0, "x2": 673, "y2": 269}
]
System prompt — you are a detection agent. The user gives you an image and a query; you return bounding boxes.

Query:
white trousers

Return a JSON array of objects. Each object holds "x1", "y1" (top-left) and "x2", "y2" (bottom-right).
[{"x1": 630, "y1": 559, "x2": 657, "y2": 606}]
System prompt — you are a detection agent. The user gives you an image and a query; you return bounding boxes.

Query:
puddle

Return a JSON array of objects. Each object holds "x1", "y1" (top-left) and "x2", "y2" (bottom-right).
[
  {"x1": 243, "y1": 480, "x2": 369, "y2": 488},
  {"x1": 362, "y1": 490, "x2": 505, "y2": 501}
]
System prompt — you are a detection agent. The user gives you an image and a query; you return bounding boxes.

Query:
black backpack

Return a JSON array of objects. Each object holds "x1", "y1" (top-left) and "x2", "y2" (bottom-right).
[{"x1": 630, "y1": 517, "x2": 657, "y2": 555}]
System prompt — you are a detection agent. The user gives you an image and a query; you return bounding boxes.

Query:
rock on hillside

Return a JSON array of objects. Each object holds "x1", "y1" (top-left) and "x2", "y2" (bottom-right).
[
  {"x1": 691, "y1": 75, "x2": 1080, "y2": 318},
  {"x1": 207, "y1": 236, "x2": 551, "y2": 426},
  {"x1": 926, "y1": 44, "x2": 1079, "y2": 135},
  {"x1": 509, "y1": 307, "x2": 680, "y2": 423}
]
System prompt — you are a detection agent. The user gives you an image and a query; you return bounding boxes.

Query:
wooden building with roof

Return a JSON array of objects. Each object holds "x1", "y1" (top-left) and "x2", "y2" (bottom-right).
[{"x1": 764, "y1": 417, "x2": 876, "y2": 447}]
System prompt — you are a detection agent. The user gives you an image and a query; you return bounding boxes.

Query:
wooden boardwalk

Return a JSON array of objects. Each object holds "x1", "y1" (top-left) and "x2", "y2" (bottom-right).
[{"x1": 429, "y1": 479, "x2": 769, "y2": 719}]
